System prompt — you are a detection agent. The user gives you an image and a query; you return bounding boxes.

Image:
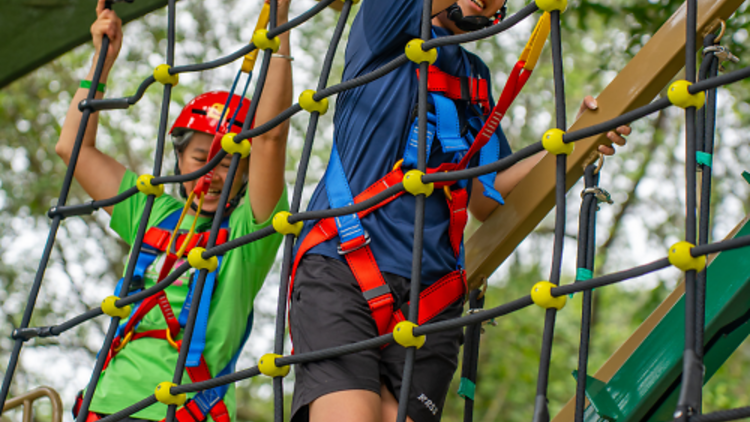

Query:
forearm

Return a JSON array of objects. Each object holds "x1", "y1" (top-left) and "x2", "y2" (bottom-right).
[
  {"x1": 469, "y1": 151, "x2": 545, "y2": 221},
  {"x1": 247, "y1": 4, "x2": 292, "y2": 222},
  {"x1": 493, "y1": 151, "x2": 545, "y2": 198}
]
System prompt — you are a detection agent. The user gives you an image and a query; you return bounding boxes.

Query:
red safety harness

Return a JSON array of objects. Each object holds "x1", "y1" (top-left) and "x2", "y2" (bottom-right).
[
  {"x1": 105, "y1": 227, "x2": 229, "y2": 363},
  {"x1": 289, "y1": 13, "x2": 550, "y2": 338},
  {"x1": 86, "y1": 225, "x2": 233, "y2": 422},
  {"x1": 289, "y1": 61, "x2": 508, "y2": 339},
  {"x1": 291, "y1": 166, "x2": 469, "y2": 336}
]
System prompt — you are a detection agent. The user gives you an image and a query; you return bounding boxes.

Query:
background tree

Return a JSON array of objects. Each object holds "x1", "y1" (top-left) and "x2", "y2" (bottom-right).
[{"x1": 1, "y1": 0, "x2": 749, "y2": 421}]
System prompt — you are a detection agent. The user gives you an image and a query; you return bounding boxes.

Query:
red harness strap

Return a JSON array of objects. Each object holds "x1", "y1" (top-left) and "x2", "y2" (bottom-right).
[
  {"x1": 418, "y1": 65, "x2": 491, "y2": 113},
  {"x1": 290, "y1": 168, "x2": 468, "y2": 339},
  {"x1": 142, "y1": 228, "x2": 230, "y2": 255},
  {"x1": 104, "y1": 227, "x2": 229, "y2": 369},
  {"x1": 410, "y1": 60, "x2": 536, "y2": 184},
  {"x1": 387, "y1": 269, "x2": 467, "y2": 333},
  {"x1": 172, "y1": 352, "x2": 231, "y2": 422}
]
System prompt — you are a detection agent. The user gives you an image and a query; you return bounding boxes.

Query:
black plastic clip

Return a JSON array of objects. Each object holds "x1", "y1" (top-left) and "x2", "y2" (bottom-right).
[{"x1": 12, "y1": 326, "x2": 54, "y2": 341}]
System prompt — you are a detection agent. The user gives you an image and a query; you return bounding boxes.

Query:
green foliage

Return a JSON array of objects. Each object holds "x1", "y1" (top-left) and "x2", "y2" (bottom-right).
[{"x1": 2, "y1": 0, "x2": 750, "y2": 421}]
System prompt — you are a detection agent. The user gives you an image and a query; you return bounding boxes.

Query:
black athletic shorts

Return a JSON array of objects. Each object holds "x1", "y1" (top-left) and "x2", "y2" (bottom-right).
[{"x1": 289, "y1": 254, "x2": 464, "y2": 422}]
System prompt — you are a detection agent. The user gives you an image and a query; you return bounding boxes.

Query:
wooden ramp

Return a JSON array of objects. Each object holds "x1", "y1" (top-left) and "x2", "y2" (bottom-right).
[{"x1": 552, "y1": 215, "x2": 750, "y2": 422}]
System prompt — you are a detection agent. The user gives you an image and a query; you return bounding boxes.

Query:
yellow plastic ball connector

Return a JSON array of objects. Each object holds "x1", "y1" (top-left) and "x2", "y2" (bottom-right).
[
  {"x1": 187, "y1": 247, "x2": 219, "y2": 273},
  {"x1": 136, "y1": 174, "x2": 164, "y2": 197},
  {"x1": 258, "y1": 353, "x2": 290, "y2": 378},
  {"x1": 221, "y1": 133, "x2": 251, "y2": 158},
  {"x1": 531, "y1": 281, "x2": 567, "y2": 310},
  {"x1": 535, "y1": 0, "x2": 568, "y2": 12},
  {"x1": 668, "y1": 241, "x2": 706, "y2": 272},
  {"x1": 101, "y1": 296, "x2": 132, "y2": 319},
  {"x1": 154, "y1": 382, "x2": 186, "y2": 406},
  {"x1": 272, "y1": 211, "x2": 303, "y2": 237},
  {"x1": 403, "y1": 170, "x2": 434, "y2": 197},
  {"x1": 153, "y1": 64, "x2": 179, "y2": 86},
  {"x1": 299, "y1": 90, "x2": 329, "y2": 115},
  {"x1": 393, "y1": 321, "x2": 426, "y2": 349},
  {"x1": 252, "y1": 29, "x2": 281, "y2": 53},
  {"x1": 405, "y1": 39, "x2": 438, "y2": 65},
  {"x1": 668, "y1": 80, "x2": 706, "y2": 110},
  {"x1": 541, "y1": 128, "x2": 573, "y2": 156}
]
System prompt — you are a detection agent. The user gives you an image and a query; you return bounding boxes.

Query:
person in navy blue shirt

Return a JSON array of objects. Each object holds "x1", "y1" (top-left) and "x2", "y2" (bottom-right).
[{"x1": 289, "y1": 0, "x2": 630, "y2": 421}]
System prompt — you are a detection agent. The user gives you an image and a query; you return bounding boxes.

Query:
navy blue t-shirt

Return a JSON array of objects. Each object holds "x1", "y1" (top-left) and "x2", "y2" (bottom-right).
[{"x1": 297, "y1": 0, "x2": 512, "y2": 284}]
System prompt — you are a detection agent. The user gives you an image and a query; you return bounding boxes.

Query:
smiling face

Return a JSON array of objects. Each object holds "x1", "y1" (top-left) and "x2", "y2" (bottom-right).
[
  {"x1": 177, "y1": 132, "x2": 249, "y2": 214},
  {"x1": 433, "y1": 0, "x2": 507, "y2": 34}
]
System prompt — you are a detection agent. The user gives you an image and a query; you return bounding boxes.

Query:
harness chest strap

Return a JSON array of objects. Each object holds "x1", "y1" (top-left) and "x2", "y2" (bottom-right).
[
  {"x1": 105, "y1": 223, "x2": 229, "y2": 364},
  {"x1": 418, "y1": 65, "x2": 491, "y2": 113},
  {"x1": 87, "y1": 206, "x2": 244, "y2": 422},
  {"x1": 108, "y1": 227, "x2": 230, "y2": 360}
]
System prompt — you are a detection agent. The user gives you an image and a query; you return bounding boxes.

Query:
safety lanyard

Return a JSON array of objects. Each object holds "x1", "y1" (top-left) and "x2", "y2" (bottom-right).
[{"x1": 455, "y1": 11, "x2": 550, "y2": 171}]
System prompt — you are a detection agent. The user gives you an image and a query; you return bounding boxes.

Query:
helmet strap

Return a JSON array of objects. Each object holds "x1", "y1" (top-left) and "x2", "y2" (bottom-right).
[
  {"x1": 174, "y1": 152, "x2": 189, "y2": 200},
  {"x1": 445, "y1": 2, "x2": 505, "y2": 32}
]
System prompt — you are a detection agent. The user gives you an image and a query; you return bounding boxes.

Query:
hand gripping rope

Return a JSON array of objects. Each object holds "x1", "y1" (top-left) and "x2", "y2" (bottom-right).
[{"x1": 6, "y1": 2, "x2": 750, "y2": 422}]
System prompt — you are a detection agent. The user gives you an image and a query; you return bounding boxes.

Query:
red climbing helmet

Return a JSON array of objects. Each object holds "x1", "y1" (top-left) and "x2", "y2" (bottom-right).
[{"x1": 170, "y1": 91, "x2": 251, "y2": 136}]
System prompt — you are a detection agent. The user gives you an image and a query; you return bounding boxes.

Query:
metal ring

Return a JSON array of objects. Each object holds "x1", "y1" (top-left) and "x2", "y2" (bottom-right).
[
  {"x1": 593, "y1": 152, "x2": 605, "y2": 175},
  {"x1": 166, "y1": 328, "x2": 180, "y2": 350},
  {"x1": 715, "y1": 20, "x2": 726, "y2": 43},
  {"x1": 113, "y1": 331, "x2": 133, "y2": 353},
  {"x1": 477, "y1": 276, "x2": 489, "y2": 300}
]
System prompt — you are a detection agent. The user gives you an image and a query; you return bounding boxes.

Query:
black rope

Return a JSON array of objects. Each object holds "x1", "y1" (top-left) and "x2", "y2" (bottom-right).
[
  {"x1": 695, "y1": 34, "x2": 720, "y2": 361},
  {"x1": 10, "y1": 1, "x2": 750, "y2": 422},
  {"x1": 676, "y1": 0, "x2": 702, "y2": 417},
  {"x1": 533, "y1": 11, "x2": 566, "y2": 422},
  {"x1": 396, "y1": 0, "x2": 433, "y2": 420},
  {"x1": 573, "y1": 164, "x2": 600, "y2": 422},
  {"x1": 460, "y1": 289, "x2": 486, "y2": 422}
]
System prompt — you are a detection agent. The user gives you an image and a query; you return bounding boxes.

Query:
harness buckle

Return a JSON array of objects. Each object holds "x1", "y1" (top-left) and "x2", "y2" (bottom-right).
[
  {"x1": 459, "y1": 76, "x2": 471, "y2": 103},
  {"x1": 169, "y1": 229, "x2": 190, "y2": 255},
  {"x1": 581, "y1": 187, "x2": 613, "y2": 205},
  {"x1": 170, "y1": 229, "x2": 206, "y2": 255},
  {"x1": 337, "y1": 231, "x2": 371, "y2": 255},
  {"x1": 141, "y1": 243, "x2": 161, "y2": 256}
]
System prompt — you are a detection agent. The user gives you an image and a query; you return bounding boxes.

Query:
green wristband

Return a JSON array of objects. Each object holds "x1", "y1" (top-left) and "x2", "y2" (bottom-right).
[{"x1": 80, "y1": 80, "x2": 106, "y2": 93}]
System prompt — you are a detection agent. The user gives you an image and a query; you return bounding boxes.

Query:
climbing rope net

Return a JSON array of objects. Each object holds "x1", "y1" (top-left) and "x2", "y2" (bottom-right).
[{"x1": 3, "y1": 0, "x2": 750, "y2": 421}]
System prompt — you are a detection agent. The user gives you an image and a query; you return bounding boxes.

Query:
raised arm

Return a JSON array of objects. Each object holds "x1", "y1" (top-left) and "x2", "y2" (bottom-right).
[
  {"x1": 247, "y1": 0, "x2": 293, "y2": 223},
  {"x1": 56, "y1": 0, "x2": 126, "y2": 215},
  {"x1": 469, "y1": 97, "x2": 630, "y2": 222}
]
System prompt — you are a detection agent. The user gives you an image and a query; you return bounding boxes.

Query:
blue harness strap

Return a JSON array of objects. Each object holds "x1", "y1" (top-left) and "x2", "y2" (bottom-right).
[
  {"x1": 432, "y1": 94, "x2": 470, "y2": 153},
  {"x1": 468, "y1": 111, "x2": 505, "y2": 204},
  {"x1": 403, "y1": 113, "x2": 436, "y2": 169},
  {"x1": 190, "y1": 311, "x2": 253, "y2": 416},
  {"x1": 325, "y1": 144, "x2": 367, "y2": 245},
  {"x1": 183, "y1": 217, "x2": 230, "y2": 367}
]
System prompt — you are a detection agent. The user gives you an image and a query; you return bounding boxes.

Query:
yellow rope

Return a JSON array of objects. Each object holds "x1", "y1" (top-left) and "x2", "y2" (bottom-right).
[{"x1": 520, "y1": 12, "x2": 551, "y2": 71}]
